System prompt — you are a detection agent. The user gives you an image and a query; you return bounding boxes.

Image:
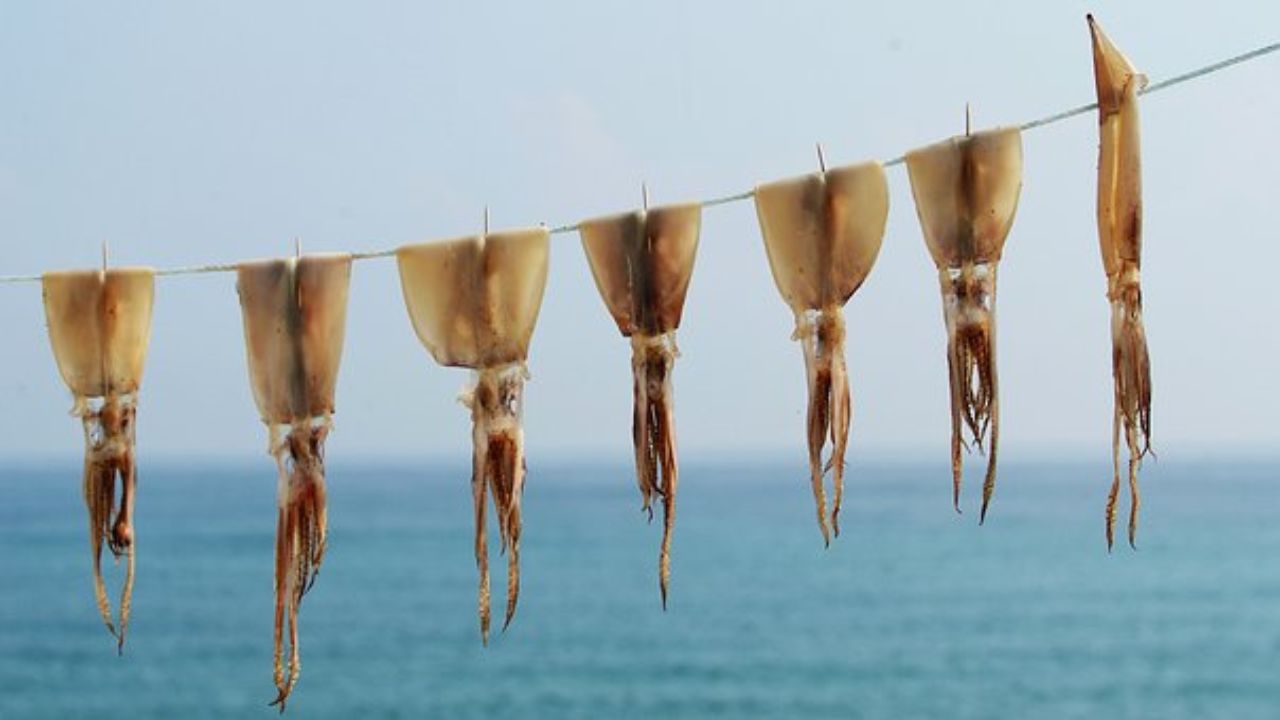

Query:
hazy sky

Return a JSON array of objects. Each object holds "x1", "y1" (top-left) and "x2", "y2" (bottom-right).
[{"x1": 0, "y1": 1, "x2": 1276, "y2": 465}]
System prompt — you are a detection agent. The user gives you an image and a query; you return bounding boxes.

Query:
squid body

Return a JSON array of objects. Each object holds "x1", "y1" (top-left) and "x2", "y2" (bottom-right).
[
  {"x1": 236, "y1": 253, "x2": 351, "y2": 710},
  {"x1": 396, "y1": 227, "x2": 550, "y2": 643},
  {"x1": 579, "y1": 201, "x2": 701, "y2": 606},
  {"x1": 43, "y1": 267, "x2": 155, "y2": 654},
  {"x1": 1090, "y1": 15, "x2": 1152, "y2": 550},
  {"x1": 905, "y1": 127, "x2": 1022, "y2": 522},
  {"x1": 754, "y1": 161, "x2": 888, "y2": 543}
]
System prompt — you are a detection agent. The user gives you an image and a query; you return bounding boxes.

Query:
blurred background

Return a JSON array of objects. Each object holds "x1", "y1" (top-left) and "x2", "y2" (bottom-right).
[{"x1": 0, "y1": 1, "x2": 1277, "y2": 717}]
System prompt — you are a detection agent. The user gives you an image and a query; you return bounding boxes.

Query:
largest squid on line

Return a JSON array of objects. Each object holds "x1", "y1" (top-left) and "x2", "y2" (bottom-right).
[
  {"x1": 579, "y1": 200, "x2": 701, "y2": 606},
  {"x1": 1089, "y1": 15, "x2": 1152, "y2": 550},
  {"x1": 42, "y1": 266, "x2": 155, "y2": 654},
  {"x1": 905, "y1": 126, "x2": 1023, "y2": 522},
  {"x1": 236, "y1": 253, "x2": 352, "y2": 710},
  {"x1": 396, "y1": 226, "x2": 550, "y2": 643},
  {"x1": 754, "y1": 160, "x2": 888, "y2": 543}
]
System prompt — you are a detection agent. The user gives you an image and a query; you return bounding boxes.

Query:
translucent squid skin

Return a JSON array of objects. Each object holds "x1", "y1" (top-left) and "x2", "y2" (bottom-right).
[
  {"x1": 1090, "y1": 14, "x2": 1152, "y2": 550},
  {"x1": 42, "y1": 267, "x2": 154, "y2": 654},
  {"x1": 906, "y1": 127, "x2": 1022, "y2": 523},
  {"x1": 754, "y1": 161, "x2": 887, "y2": 544},
  {"x1": 579, "y1": 202, "x2": 700, "y2": 607},
  {"x1": 237, "y1": 254, "x2": 351, "y2": 710},
  {"x1": 397, "y1": 227, "x2": 550, "y2": 643}
]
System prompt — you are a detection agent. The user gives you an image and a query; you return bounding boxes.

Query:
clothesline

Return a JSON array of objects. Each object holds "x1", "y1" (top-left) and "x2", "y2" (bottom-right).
[{"x1": 1, "y1": 37, "x2": 1277, "y2": 285}]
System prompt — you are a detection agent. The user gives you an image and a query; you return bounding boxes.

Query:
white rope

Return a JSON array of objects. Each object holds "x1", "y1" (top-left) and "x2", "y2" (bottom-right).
[{"x1": 2, "y1": 39, "x2": 1277, "y2": 285}]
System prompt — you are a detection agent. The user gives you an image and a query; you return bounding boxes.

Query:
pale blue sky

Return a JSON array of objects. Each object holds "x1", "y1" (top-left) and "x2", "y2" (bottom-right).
[{"x1": 0, "y1": 1, "x2": 1276, "y2": 463}]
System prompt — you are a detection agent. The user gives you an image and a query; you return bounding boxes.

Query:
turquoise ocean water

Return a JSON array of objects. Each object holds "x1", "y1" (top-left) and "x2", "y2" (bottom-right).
[{"x1": 2, "y1": 457, "x2": 1277, "y2": 718}]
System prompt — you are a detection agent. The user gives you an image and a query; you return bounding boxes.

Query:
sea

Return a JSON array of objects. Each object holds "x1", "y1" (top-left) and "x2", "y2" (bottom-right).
[{"x1": 1, "y1": 457, "x2": 1277, "y2": 719}]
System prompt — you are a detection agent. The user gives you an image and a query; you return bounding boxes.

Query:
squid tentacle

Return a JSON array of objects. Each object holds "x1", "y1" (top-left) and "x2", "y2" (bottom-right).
[
  {"x1": 631, "y1": 333, "x2": 679, "y2": 608},
  {"x1": 269, "y1": 417, "x2": 330, "y2": 712},
  {"x1": 464, "y1": 364, "x2": 529, "y2": 641},
  {"x1": 979, "y1": 355, "x2": 1000, "y2": 526},
  {"x1": 656, "y1": 384, "x2": 677, "y2": 610},
  {"x1": 469, "y1": 418, "x2": 491, "y2": 644},
  {"x1": 1108, "y1": 271, "x2": 1151, "y2": 549},
  {"x1": 939, "y1": 265, "x2": 1001, "y2": 520},
  {"x1": 827, "y1": 335, "x2": 851, "y2": 538},
  {"x1": 796, "y1": 309, "x2": 851, "y2": 543},
  {"x1": 78, "y1": 394, "x2": 140, "y2": 651},
  {"x1": 1105, "y1": 405, "x2": 1121, "y2": 551},
  {"x1": 83, "y1": 451, "x2": 116, "y2": 637},
  {"x1": 944, "y1": 320, "x2": 965, "y2": 513},
  {"x1": 801, "y1": 316, "x2": 832, "y2": 546},
  {"x1": 489, "y1": 431, "x2": 524, "y2": 631},
  {"x1": 110, "y1": 398, "x2": 138, "y2": 655},
  {"x1": 632, "y1": 342, "x2": 658, "y2": 523}
]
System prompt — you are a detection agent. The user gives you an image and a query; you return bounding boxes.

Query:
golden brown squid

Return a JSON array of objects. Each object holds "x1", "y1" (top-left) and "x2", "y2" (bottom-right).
[
  {"x1": 1089, "y1": 15, "x2": 1152, "y2": 550},
  {"x1": 236, "y1": 253, "x2": 351, "y2": 710},
  {"x1": 42, "y1": 267, "x2": 155, "y2": 654},
  {"x1": 754, "y1": 160, "x2": 888, "y2": 543},
  {"x1": 578, "y1": 200, "x2": 701, "y2": 606},
  {"x1": 905, "y1": 126, "x2": 1022, "y2": 522},
  {"x1": 396, "y1": 226, "x2": 550, "y2": 643}
]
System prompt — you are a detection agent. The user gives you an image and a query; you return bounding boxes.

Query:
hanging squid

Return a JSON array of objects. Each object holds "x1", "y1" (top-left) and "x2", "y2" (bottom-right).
[
  {"x1": 236, "y1": 253, "x2": 352, "y2": 710},
  {"x1": 396, "y1": 225, "x2": 550, "y2": 643},
  {"x1": 578, "y1": 199, "x2": 701, "y2": 606},
  {"x1": 42, "y1": 266, "x2": 155, "y2": 654},
  {"x1": 1089, "y1": 15, "x2": 1152, "y2": 550},
  {"x1": 905, "y1": 126, "x2": 1022, "y2": 522},
  {"x1": 754, "y1": 159, "x2": 888, "y2": 543}
]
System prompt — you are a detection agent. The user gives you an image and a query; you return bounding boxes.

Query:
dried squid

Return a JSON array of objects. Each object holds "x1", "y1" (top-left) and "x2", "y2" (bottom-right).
[
  {"x1": 396, "y1": 226, "x2": 550, "y2": 643},
  {"x1": 579, "y1": 200, "x2": 701, "y2": 606},
  {"x1": 42, "y1": 266, "x2": 155, "y2": 653},
  {"x1": 754, "y1": 160, "x2": 888, "y2": 543},
  {"x1": 236, "y1": 253, "x2": 352, "y2": 710},
  {"x1": 905, "y1": 126, "x2": 1022, "y2": 522},
  {"x1": 1089, "y1": 15, "x2": 1152, "y2": 550}
]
